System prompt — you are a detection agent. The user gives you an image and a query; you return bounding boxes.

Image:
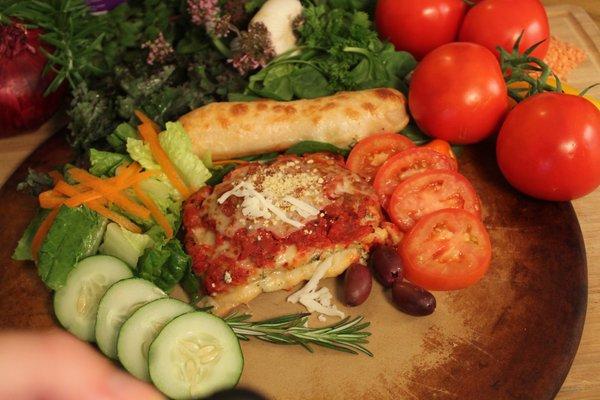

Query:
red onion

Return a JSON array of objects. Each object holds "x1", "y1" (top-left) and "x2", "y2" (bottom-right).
[{"x1": 0, "y1": 22, "x2": 66, "y2": 136}]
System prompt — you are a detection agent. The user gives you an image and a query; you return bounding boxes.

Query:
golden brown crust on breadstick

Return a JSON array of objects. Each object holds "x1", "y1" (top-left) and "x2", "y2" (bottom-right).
[{"x1": 179, "y1": 88, "x2": 409, "y2": 160}]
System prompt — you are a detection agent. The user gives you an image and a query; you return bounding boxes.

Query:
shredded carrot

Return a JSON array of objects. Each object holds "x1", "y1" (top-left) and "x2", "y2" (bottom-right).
[
  {"x1": 86, "y1": 202, "x2": 142, "y2": 233},
  {"x1": 134, "y1": 110, "x2": 160, "y2": 132},
  {"x1": 115, "y1": 162, "x2": 142, "y2": 185},
  {"x1": 54, "y1": 181, "x2": 88, "y2": 197},
  {"x1": 63, "y1": 190, "x2": 104, "y2": 208},
  {"x1": 126, "y1": 170, "x2": 158, "y2": 186},
  {"x1": 212, "y1": 159, "x2": 249, "y2": 166},
  {"x1": 31, "y1": 208, "x2": 60, "y2": 261},
  {"x1": 68, "y1": 168, "x2": 152, "y2": 220},
  {"x1": 52, "y1": 180, "x2": 140, "y2": 232},
  {"x1": 133, "y1": 183, "x2": 173, "y2": 239},
  {"x1": 47, "y1": 171, "x2": 64, "y2": 185},
  {"x1": 39, "y1": 190, "x2": 67, "y2": 209},
  {"x1": 137, "y1": 123, "x2": 192, "y2": 199},
  {"x1": 63, "y1": 170, "x2": 156, "y2": 208}
]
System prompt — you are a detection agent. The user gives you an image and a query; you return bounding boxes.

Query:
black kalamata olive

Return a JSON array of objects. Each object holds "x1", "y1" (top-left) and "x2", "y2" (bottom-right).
[
  {"x1": 392, "y1": 281, "x2": 436, "y2": 316},
  {"x1": 344, "y1": 263, "x2": 372, "y2": 306},
  {"x1": 369, "y1": 245, "x2": 403, "y2": 288}
]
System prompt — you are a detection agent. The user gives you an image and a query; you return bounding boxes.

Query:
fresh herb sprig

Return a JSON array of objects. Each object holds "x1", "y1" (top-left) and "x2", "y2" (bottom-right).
[
  {"x1": 242, "y1": 3, "x2": 416, "y2": 101},
  {"x1": 224, "y1": 312, "x2": 373, "y2": 356},
  {"x1": 1, "y1": 0, "x2": 105, "y2": 95}
]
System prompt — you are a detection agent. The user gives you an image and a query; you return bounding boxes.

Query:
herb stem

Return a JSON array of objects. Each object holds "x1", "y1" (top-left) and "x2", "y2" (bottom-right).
[{"x1": 223, "y1": 313, "x2": 373, "y2": 356}]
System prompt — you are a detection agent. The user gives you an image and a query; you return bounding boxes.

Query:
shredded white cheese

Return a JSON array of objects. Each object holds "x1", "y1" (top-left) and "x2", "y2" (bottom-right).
[
  {"x1": 282, "y1": 196, "x2": 319, "y2": 218},
  {"x1": 218, "y1": 181, "x2": 321, "y2": 229},
  {"x1": 287, "y1": 257, "x2": 345, "y2": 319}
]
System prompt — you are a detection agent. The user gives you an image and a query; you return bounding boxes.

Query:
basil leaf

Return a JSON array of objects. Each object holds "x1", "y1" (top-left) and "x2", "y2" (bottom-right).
[{"x1": 291, "y1": 66, "x2": 333, "y2": 99}]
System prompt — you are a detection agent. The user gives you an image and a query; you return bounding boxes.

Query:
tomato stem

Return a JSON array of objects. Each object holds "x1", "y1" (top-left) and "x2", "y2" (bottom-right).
[{"x1": 499, "y1": 32, "x2": 562, "y2": 101}]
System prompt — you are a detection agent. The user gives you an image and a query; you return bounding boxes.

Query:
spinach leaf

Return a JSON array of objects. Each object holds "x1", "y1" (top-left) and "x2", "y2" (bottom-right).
[
  {"x1": 290, "y1": 66, "x2": 333, "y2": 99},
  {"x1": 285, "y1": 141, "x2": 350, "y2": 157},
  {"x1": 38, "y1": 206, "x2": 108, "y2": 290},
  {"x1": 227, "y1": 92, "x2": 262, "y2": 102},
  {"x1": 240, "y1": 152, "x2": 280, "y2": 162},
  {"x1": 138, "y1": 239, "x2": 190, "y2": 292},
  {"x1": 249, "y1": 64, "x2": 295, "y2": 101},
  {"x1": 207, "y1": 165, "x2": 237, "y2": 187},
  {"x1": 13, "y1": 209, "x2": 50, "y2": 261},
  {"x1": 245, "y1": 3, "x2": 417, "y2": 101}
]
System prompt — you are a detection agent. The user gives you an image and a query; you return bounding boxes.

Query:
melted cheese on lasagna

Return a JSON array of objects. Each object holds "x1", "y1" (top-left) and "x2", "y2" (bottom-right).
[{"x1": 183, "y1": 153, "x2": 389, "y2": 315}]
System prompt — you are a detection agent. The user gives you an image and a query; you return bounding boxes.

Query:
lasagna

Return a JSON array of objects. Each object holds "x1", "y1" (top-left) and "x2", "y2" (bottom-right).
[{"x1": 183, "y1": 153, "x2": 393, "y2": 316}]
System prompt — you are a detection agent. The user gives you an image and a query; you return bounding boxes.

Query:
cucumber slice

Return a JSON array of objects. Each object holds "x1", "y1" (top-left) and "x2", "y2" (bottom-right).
[
  {"x1": 149, "y1": 312, "x2": 243, "y2": 400},
  {"x1": 54, "y1": 255, "x2": 133, "y2": 342},
  {"x1": 117, "y1": 298, "x2": 193, "y2": 381},
  {"x1": 95, "y1": 278, "x2": 166, "y2": 359}
]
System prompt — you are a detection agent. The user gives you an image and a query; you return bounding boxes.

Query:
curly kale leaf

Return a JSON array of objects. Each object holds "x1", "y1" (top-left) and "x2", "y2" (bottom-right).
[
  {"x1": 68, "y1": 84, "x2": 119, "y2": 152},
  {"x1": 16, "y1": 169, "x2": 54, "y2": 196}
]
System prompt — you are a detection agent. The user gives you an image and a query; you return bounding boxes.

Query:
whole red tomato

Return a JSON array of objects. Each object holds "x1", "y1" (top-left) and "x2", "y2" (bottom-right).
[
  {"x1": 459, "y1": 0, "x2": 550, "y2": 59},
  {"x1": 497, "y1": 93, "x2": 600, "y2": 201},
  {"x1": 375, "y1": 0, "x2": 468, "y2": 60},
  {"x1": 408, "y1": 42, "x2": 508, "y2": 144}
]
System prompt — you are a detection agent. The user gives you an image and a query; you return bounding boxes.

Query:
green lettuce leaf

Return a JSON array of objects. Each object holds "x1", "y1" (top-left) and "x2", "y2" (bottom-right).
[
  {"x1": 13, "y1": 209, "x2": 50, "y2": 261},
  {"x1": 107, "y1": 123, "x2": 139, "y2": 153},
  {"x1": 37, "y1": 206, "x2": 108, "y2": 290},
  {"x1": 126, "y1": 122, "x2": 211, "y2": 191},
  {"x1": 98, "y1": 223, "x2": 154, "y2": 268},
  {"x1": 137, "y1": 239, "x2": 190, "y2": 292},
  {"x1": 89, "y1": 149, "x2": 131, "y2": 177},
  {"x1": 126, "y1": 138, "x2": 160, "y2": 171},
  {"x1": 159, "y1": 122, "x2": 211, "y2": 191}
]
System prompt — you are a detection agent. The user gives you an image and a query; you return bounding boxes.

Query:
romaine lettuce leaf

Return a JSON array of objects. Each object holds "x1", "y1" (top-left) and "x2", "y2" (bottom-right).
[
  {"x1": 107, "y1": 123, "x2": 139, "y2": 153},
  {"x1": 137, "y1": 239, "x2": 190, "y2": 292},
  {"x1": 37, "y1": 206, "x2": 108, "y2": 290},
  {"x1": 98, "y1": 223, "x2": 154, "y2": 268},
  {"x1": 161, "y1": 122, "x2": 212, "y2": 191},
  {"x1": 89, "y1": 149, "x2": 131, "y2": 177},
  {"x1": 126, "y1": 138, "x2": 160, "y2": 171},
  {"x1": 12, "y1": 209, "x2": 50, "y2": 261},
  {"x1": 126, "y1": 122, "x2": 211, "y2": 191}
]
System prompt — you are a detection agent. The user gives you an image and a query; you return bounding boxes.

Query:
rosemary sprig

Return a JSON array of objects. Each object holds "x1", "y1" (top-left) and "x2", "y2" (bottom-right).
[
  {"x1": 1, "y1": 0, "x2": 106, "y2": 95},
  {"x1": 223, "y1": 312, "x2": 373, "y2": 356}
]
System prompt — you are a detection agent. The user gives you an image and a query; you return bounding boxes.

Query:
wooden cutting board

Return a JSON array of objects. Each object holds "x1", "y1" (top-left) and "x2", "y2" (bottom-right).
[
  {"x1": 0, "y1": 134, "x2": 587, "y2": 400},
  {"x1": 546, "y1": 4, "x2": 600, "y2": 97}
]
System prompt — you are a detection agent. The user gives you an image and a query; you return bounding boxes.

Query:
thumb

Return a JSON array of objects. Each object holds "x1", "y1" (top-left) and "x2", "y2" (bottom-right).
[{"x1": 0, "y1": 329, "x2": 164, "y2": 400}]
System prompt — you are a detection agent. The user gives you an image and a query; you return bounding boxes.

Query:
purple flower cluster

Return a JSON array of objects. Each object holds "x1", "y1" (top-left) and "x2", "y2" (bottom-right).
[
  {"x1": 141, "y1": 32, "x2": 174, "y2": 65},
  {"x1": 187, "y1": 0, "x2": 232, "y2": 37},
  {"x1": 230, "y1": 22, "x2": 276, "y2": 75}
]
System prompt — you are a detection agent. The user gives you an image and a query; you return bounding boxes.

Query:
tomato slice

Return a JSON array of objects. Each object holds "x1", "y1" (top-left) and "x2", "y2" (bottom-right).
[
  {"x1": 423, "y1": 139, "x2": 458, "y2": 170},
  {"x1": 346, "y1": 133, "x2": 415, "y2": 182},
  {"x1": 373, "y1": 147, "x2": 457, "y2": 208},
  {"x1": 388, "y1": 170, "x2": 481, "y2": 231},
  {"x1": 401, "y1": 208, "x2": 491, "y2": 291}
]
